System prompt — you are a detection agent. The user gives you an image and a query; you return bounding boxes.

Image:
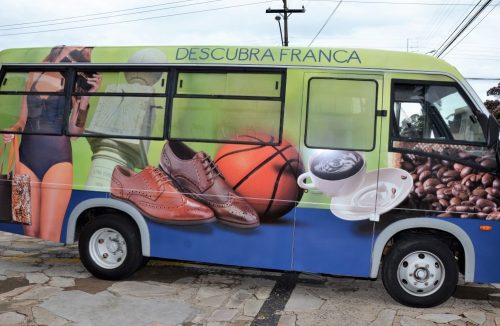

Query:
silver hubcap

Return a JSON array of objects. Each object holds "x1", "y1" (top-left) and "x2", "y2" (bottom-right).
[
  {"x1": 89, "y1": 228, "x2": 127, "y2": 269},
  {"x1": 397, "y1": 251, "x2": 444, "y2": 297}
]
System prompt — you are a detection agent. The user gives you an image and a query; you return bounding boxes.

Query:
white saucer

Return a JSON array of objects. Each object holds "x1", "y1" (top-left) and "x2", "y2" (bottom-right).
[{"x1": 330, "y1": 168, "x2": 413, "y2": 221}]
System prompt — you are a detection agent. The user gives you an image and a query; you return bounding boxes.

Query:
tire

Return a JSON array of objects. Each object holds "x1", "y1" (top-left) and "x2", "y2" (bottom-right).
[
  {"x1": 78, "y1": 214, "x2": 144, "y2": 280},
  {"x1": 382, "y1": 236, "x2": 458, "y2": 308}
]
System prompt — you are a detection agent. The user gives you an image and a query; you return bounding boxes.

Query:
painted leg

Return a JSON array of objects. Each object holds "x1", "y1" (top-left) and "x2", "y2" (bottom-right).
[{"x1": 39, "y1": 162, "x2": 73, "y2": 242}]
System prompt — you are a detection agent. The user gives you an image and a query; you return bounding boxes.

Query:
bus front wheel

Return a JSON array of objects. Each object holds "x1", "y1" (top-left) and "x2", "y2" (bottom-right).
[
  {"x1": 382, "y1": 237, "x2": 458, "y2": 307},
  {"x1": 78, "y1": 215, "x2": 144, "y2": 280}
]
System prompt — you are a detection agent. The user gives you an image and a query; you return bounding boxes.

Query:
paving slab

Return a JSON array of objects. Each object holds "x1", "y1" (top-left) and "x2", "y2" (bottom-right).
[
  {"x1": 108, "y1": 281, "x2": 177, "y2": 297},
  {"x1": 39, "y1": 290, "x2": 200, "y2": 325},
  {"x1": 463, "y1": 310, "x2": 487, "y2": 325},
  {"x1": 278, "y1": 314, "x2": 297, "y2": 326},
  {"x1": 32, "y1": 306, "x2": 69, "y2": 326},
  {"x1": 1, "y1": 230, "x2": 500, "y2": 326},
  {"x1": 284, "y1": 286, "x2": 324, "y2": 312},
  {"x1": 370, "y1": 309, "x2": 397, "y2": 326},
  {"x1": 25, "y1": 272, "x2": 49, "y2": 284},
  {"x1": 0, "y1": 311, "x2": 26, "y2": 325},
  {"x1": 243, "y1": 298, "x2": 265, "y2": 317},
  {"x1": 417, "y1": 313, "x2": 462, "y2": 323},
  {"x1": 400, "y1": 316, "x2": 436, "y2": 326}
]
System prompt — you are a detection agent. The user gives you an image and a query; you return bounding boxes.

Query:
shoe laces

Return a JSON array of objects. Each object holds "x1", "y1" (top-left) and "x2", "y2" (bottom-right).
[
  {"x1": 200, "y1": 153, "x2": 223, "y2": 181},
  {"x1": 150, "y1": 167, "x2": 172, "y2": 189}
]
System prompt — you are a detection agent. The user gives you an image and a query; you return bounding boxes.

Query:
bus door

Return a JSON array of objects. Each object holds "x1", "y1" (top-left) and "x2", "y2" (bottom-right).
[{"x1": 292, "y1": 72, "x2": 385, "y2": 277}]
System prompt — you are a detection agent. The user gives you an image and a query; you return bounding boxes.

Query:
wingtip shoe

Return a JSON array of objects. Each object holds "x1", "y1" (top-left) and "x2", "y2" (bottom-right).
[
  {"x1": 111, "y1": 165, "x2": 215, "y2": 225},
  {"x1": 160, "y1": 141, "x2": 260, "y2": 228}
]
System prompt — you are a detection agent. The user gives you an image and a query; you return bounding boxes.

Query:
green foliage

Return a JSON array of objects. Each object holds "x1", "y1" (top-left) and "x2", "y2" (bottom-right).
[{"x1": 487, "y1": 83, "x2": 500, "y2": 97}]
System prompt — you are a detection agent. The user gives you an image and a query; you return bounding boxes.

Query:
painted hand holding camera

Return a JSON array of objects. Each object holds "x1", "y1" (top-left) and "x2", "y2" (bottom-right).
[{"x1": 297, "y1": 150, "x2": 413, "y2": 221}]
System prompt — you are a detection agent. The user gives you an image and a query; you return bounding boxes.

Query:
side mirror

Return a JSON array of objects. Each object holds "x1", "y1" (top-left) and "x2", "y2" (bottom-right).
[{"x1": 487, "y1": 115, "x2": 499, "y2": 148}]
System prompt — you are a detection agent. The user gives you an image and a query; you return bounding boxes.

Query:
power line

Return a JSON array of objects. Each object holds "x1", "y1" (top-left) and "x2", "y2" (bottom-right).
[
  {"x1": 435, "y1": 0, "x2": 493, "y2": 57},
  {"x1": 424, "y1": 0, "x2": 480, "y2": 47},
  {"x1": 434, "y1": 0, "x2": 482, "y2": 56},
  {"x1": 308, "y1": 0, "x2": 343, "y2": 47},
  {"x1": 306, "y1": 0, "x2": 479, "y2": 5},
  {"x1": 420, "y1": 0, "x2": 456, "y2": 43},
  {"x1": 0, "y1": 1, "x2": 269, "y2": 37},
  {"x1": 466, "y1": 77, "x2": 500, "y2": 80},
  {"x1": 0, "y1": 0, "x2": 199, "y2": 28},
  {"x1": 441, "y1": 0, "x2": 499, "y2": 57},
  {"x1": 0, "y1": 0, "x2": 226, "y2": 31}
]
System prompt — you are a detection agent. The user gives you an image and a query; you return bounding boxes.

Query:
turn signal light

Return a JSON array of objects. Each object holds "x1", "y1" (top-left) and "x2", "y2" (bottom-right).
[{"x1": 480, "y1": 225, "x2": 493, "y2": 231}]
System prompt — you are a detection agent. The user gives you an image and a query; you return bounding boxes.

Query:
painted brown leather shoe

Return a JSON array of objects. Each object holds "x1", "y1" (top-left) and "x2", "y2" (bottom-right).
[
  {"x1": 160, "y1": 141, "x2": 260, "y2": 228},
  {"x1": 111, "y1": 165, "x2": 215, "y2": 225}
]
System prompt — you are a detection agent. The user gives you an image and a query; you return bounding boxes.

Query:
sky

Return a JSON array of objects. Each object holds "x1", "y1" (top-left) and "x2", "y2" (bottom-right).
[{"x1": 0, "y1": 0, "x2": 498, "y2": 99}]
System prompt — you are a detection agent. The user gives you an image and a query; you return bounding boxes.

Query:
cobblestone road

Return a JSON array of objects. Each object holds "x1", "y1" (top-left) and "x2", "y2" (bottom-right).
[{"x1": 1, "y1": 231, "x2": 500, "y2": 326}]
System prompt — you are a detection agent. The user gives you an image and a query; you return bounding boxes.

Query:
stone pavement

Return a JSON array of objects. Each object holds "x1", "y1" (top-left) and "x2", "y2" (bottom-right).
[{"x1": 1, "y1": 231, "x2": 500, "y2": 326}]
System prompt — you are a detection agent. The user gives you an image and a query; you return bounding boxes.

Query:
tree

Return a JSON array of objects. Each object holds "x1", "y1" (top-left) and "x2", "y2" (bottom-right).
[{"x1": 485, "y1": 83, "x2": 500, "y2": 121}]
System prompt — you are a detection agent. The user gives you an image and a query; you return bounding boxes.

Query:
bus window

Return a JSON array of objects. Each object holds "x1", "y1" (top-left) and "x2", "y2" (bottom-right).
[
  {"x1": 305, "y1": 78, "x2": 377, "y2": 150},
  {"x1": 429, "y1": 85, "x2": 485, "y2": 142},
  {"x1": 170, "y1": 70, "x2": 284, "y2": 144},
  {"x1": 0, "y1": 94, "x2": 24, "y2": 132},
  {"x1": 393, "y1": 84, "x2": 446, "y2": 140},
  {"x1": 177, "y1": 72, "x2": 281, "y2": 97},
  {"x1": 393, "y1": 82, "x2": 485, "y2": 143},
  {"x1": 391, "y1": 81, "x2": 494, "y2": 171},
  {"x1": 70, "y1": 70, "x2": 168, "y2": 139},
  {"x1": 0, "y1": 71, "x2": 66, "y2": 135}
]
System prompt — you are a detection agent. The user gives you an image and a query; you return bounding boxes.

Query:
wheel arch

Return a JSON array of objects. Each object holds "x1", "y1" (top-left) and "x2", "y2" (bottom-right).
[
  {"x1": 65, "y1": 198, "x2": 151, "y2": 257},
  {"x1": 371, "y1": 218, "x2": 475, "y2": 282}
]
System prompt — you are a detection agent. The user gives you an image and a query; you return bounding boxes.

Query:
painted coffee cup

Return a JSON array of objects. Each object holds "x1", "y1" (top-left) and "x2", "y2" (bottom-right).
[{"x1": 297, "y1": 150, "x2": 366, "y2": 197}]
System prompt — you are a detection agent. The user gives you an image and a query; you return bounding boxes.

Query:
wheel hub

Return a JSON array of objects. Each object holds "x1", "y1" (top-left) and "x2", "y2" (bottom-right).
[
  {"x1": 397, "y1": 251, "x2": 444, "y2": 297},
  {"x1": 89, "y1": 228, "x2": 127, "y2": 269},
  {"x1": 414, "y1": 268, "x2": 429, "y2": 281}
]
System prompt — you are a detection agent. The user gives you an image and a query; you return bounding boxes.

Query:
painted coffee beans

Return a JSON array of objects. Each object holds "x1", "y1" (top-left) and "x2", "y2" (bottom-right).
[{"x1": 396, "y1": 151, "x2": 500, "y2": 221}]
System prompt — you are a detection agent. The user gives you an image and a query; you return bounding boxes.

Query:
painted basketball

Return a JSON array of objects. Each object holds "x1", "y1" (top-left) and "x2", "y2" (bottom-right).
[{"x1": 214, "y1": 134, "x2": 304, "y2": 221}]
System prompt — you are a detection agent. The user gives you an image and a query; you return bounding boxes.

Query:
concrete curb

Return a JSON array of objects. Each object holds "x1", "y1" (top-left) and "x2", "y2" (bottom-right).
[{"x1": 454, "y1": 284, "x2": 500, "y2": 301}]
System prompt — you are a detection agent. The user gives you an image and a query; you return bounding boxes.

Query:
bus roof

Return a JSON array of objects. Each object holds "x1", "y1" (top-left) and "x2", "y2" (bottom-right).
[{"x1": 0, "y1": 45, "x2": 463, "y2": 78}]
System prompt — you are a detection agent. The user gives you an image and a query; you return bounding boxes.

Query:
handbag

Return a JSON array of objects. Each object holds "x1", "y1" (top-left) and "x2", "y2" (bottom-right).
[
  {"x1": 2, "y1": 136, "x2": 32, "y2": 225},
  {"x1": 12, "y1": 174, "x2": 31, "y2": 225},
  {"x1": 11, "y1": 136, "x2": 31, "y2": 225}
]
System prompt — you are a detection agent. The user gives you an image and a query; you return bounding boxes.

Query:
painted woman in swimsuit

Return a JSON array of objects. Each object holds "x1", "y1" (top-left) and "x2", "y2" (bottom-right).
[{"x1": 2, "y1": 46, "x2": 102, "y2": 242}]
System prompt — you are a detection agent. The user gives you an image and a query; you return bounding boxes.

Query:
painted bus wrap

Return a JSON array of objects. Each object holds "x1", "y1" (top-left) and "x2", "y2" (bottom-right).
[{"x1": 1, "y1": 45, "x2": 499, "y2": 307}]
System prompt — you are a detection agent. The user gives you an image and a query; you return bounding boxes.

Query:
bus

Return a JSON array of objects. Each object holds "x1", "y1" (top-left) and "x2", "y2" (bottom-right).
[{"x1": 1, "y1": 45, "x2": 499, "y2": 308}]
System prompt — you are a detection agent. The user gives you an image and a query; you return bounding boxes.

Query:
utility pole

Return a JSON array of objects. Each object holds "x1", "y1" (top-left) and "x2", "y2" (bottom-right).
[{"x1": 266, "y1": 0, "x2": 305, "y2": 46}]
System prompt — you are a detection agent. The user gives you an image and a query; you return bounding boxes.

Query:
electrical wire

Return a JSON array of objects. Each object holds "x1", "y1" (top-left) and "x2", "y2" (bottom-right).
[
  {"x1": 306, "y1": 0, "x2": 478, "y2": 5},
  {"x1": 0, "y1": 0, "x2": 226, "y2": 31},
  {"x1": 0, "y1": 1, "x2": 270, "y2": 37},
  {"x1": 308, "y1": 0, "x2": 343, "y2": 47},
  {"x1": 0, "y1": 0, "x2": 201, "y2": 28},
  {"x1": 434, "y1": 0, "x2": 482, "y2": 55},
  {"x1": 436, "y1": 0, "x2": 494, "y2": 57},
  {"x1": 420, "y1": 0, "x2": 455, "y2": 43},
  {"x1": 466, "y1": 77, "x2": 500, "y2": 80},
  {"x1": 441, "y1": 0, "x2": 499, "y2": 57}
]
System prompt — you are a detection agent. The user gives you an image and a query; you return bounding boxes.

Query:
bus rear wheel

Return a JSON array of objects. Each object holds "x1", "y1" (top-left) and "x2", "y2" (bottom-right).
[
  {"x1": 78, "y1": 215, "x2": 144, "y2": 280},
  {"x1": 382, "y1": 237, "x2": 458, "y2": 308}
]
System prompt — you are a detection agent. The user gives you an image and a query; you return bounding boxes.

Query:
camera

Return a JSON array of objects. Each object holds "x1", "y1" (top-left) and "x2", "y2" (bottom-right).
[{"x1": 76, "y1": 72, "x2": 98, "y2": 92}]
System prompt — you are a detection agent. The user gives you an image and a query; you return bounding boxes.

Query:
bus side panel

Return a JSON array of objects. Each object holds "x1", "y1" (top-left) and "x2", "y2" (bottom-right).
[
  {"x1": 59, "y1": 189, "x2": 109, "y2": 243},
  {"x1": 147, "y1": 214, "x2": 295, "y2": 270},
  {"x1": 447, "y1": 218, "x2": 500, "y2": 283},
  {"x1": 293, "y1": 207, "x2": 374, "y2": 277},
  {"x1": 291, "y1": 71, "x2": 385, "y2": 277},
  {"x1": 0, "y1": 222, "x2": 23, "y2": 235}
]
